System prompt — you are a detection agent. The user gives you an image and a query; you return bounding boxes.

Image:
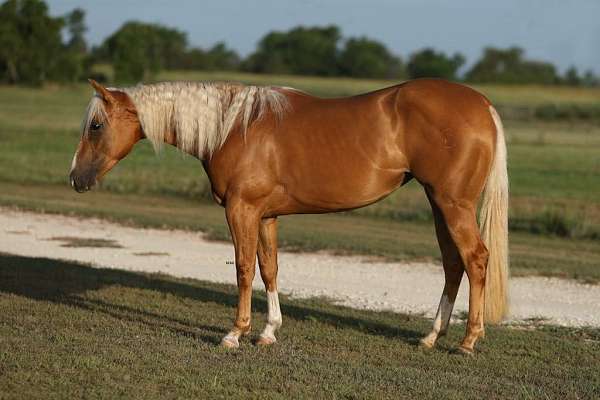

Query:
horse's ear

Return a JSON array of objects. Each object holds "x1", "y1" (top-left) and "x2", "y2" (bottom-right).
[{"x1": 88, "y1": 78, "x2": 114, "y2": 103}]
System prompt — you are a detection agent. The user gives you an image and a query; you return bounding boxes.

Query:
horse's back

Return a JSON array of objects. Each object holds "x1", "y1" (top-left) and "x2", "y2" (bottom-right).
[{"x1": 273, "y1": 79, "x2": 497, "y2": 188}]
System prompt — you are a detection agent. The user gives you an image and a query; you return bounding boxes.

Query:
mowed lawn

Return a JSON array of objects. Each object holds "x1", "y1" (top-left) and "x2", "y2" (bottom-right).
[{"x1": 1, "y1": 253, "x2": 599, "y2": 399}]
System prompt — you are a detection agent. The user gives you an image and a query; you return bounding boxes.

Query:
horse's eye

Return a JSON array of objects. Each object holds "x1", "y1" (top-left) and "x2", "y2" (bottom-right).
[{"x1": 90, "y1": 122, "x2": 103, "y2": 131}]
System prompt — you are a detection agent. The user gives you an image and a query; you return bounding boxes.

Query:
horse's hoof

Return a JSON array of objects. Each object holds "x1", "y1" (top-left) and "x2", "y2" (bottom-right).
[
  {"x1": 220, "y1": 336, "x2": 239, "y2": 349},
  {"x1": 256, "y1": 334, "x2": 277, "y2": 346},
  {"x1": 420, "y1": 331, "x2": 442, "y2": 349},
  {"x1": 419, "y1": 337, "x2": 436, "y2": 349},
  {"x1": 455, "y1": 346, "x2": 475, "y2": 356}
]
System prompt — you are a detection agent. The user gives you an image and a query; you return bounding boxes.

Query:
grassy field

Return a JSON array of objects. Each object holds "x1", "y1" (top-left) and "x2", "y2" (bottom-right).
[
  {"x1": 0, "y1": 75, "x2": 599, "y2": 283},
  {"x1": 1, "y1": 253, "x2": 599, "y2": 399}
]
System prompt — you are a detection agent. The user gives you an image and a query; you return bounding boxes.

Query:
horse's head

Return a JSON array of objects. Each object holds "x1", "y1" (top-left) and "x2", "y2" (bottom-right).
[{"x1": 69, "y1": 79, "x2": 143, "y2": 193}]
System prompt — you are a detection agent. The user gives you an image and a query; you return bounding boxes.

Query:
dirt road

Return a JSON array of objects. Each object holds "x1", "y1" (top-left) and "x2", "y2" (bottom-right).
[{"x1": 1, "y1": 208, "x2": 598, "y2": 327}]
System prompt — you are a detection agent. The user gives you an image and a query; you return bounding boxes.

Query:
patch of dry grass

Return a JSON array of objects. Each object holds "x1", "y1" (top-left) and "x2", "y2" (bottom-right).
[{"x1": 1, "y1": 253, "x2": 598, "y2": 399}]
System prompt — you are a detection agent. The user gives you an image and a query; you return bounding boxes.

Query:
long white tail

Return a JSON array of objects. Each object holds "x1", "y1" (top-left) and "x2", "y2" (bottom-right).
[{"x1": 479, "y1": 106, "x2": 509, "y2": 323}]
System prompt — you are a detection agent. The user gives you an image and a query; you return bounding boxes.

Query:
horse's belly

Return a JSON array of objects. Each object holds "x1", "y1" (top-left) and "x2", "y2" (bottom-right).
[{"x1": 284, "y1": 167, "x2": 407, "y2": 213}]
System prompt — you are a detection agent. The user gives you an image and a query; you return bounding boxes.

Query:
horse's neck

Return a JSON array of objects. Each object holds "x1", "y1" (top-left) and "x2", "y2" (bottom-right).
[
  {"x1": 127, "y1": 82, "x2": 221, "y2": 160},
  {"x1": 129, "y1": 82, "x2": 289, "y2": 160},
  {"x1": 159, "y1": 129, "x2": 207, "y2": 160}
]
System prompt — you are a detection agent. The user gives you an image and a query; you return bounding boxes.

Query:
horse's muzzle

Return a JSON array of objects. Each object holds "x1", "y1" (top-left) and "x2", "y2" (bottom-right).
[{"x1": 69, "y1": 171, "x2": 95, "y2": 193}]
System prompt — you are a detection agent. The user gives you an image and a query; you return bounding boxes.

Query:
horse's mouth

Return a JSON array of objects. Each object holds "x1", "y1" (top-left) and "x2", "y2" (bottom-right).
[{"x1": 73, "y1": 183, "x2": 92, "y2": 193}]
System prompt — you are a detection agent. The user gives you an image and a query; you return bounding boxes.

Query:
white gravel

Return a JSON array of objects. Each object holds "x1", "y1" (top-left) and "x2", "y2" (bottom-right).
[{"x1": 1, "y1": 208, "x2": 599, "y2": 327}]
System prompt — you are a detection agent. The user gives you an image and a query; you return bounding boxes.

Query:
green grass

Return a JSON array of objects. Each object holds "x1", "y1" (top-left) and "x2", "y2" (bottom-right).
[
  {"x1": 1, "y1": 253, "x2": 598, "y2": 399},
  {"x1": 0, "y1": 78, "x2": 599, "y2": 281}
]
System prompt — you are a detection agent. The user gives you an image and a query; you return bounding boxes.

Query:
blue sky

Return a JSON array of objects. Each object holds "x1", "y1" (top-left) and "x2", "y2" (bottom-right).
[{"x1": 47, "y1": 0, "x2": 600, "y2": 74}]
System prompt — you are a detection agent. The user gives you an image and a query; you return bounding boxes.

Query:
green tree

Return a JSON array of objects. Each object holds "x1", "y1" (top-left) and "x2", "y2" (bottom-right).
[
  {"x1": 339, "y1": 37, "x2": 405, "y2": 79},
  {"x1": 204, "y1": 42, "x2": 240, "y2": 71},
  {"x1": 178, "y1": 48, "x2": 207, "y2": 70},
  {"x1": 100, "y1": 21, "x2": 187, "y2": 83},
  {"x1": 50, "y1": 7, "x2": 90, "y2": 83},
  {"x1": 467, "y1": 47, "x2": 522, "y2": 83},
  {"x1": 582, "y1": 70, "x2": 599, "y2": 87},
  {"x1": 0, "y1": 0, "x2": 64, "y2": 84},
  {"x1": 176, "y1": 43, "x2": 240, "y2": 71},
  {"x1": 244, "y1": 25, "x2": 341, "y2": 76},
  {"x1": 467, "y1": 47, "x2": 558, "y2": 85},
  {"x1": 563, "y1": 66, "x2": 581, "y2": 86},
  {"x1": 65, "y1": 8, "x2": 86, "y2": 53},
  {"x1": 407, "y1": 48, "x2": 465, "y2": 80}
]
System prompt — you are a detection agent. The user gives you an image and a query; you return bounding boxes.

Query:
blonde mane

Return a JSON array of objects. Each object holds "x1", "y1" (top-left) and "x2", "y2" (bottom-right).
[{"x1": 83, "y1": 81, "x2": 289, "y2": 158}]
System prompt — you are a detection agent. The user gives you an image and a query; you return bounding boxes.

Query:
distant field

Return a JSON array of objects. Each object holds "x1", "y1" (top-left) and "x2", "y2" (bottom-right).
[
  {"x1": 156, "y1": 69, "x2": 600, "y2": 106},
  {"x1": 1, "y1": 254, "x2": 599, "y2": 399},
  {"x1": 0, "y1": 77, "x2": 599, "y2": 282},
  {"x1": 88, "y1": 63, "x2": 600, "y2": 107}
]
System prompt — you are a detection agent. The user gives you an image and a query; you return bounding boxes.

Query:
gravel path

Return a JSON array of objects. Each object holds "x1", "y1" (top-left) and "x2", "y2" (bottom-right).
[{"x1": 1, "y1": 208, "x2": 598, "y2": 327}]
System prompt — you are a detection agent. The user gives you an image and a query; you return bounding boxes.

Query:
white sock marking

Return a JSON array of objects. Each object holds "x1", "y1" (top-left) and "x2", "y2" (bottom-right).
[
  {"x1": 422, "y1": 294, "x2": 454, "y2": 346},
  {"x1": 260, "y1": 290, "x2": 282, "y2": 340}
]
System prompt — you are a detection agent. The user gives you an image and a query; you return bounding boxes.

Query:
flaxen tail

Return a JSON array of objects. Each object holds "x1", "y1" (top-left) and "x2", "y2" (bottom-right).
[{"x1": 480, "y1": 106, "x2": 509, "y2": 323}]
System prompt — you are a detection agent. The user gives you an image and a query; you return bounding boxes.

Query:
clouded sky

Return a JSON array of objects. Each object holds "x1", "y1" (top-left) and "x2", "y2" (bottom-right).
[{"x1": 47, "y1": 0, "x2": 600, "y2": 74}]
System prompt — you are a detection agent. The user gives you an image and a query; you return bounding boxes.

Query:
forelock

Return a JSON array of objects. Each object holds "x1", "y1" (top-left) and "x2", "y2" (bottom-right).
[{"x1": 81, "y1": 95, "x2": 109, "y2": 136}]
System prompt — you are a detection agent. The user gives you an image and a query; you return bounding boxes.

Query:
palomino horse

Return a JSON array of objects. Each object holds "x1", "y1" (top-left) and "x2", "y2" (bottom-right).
[{"x1": 70, "y1": 78, "x2": 508, "y2": 354}]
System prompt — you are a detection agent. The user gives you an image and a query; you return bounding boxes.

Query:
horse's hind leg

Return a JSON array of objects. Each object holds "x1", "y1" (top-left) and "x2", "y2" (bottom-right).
[
  {"x1": 256, "y1": 217, "x2": 283, "y2": 345},
  {"x1": 428, "y1": 191, "x2": 489, "y2": 354},
  {"x1": 420, "y1": 191, "x2": 464, "y2": 348}
]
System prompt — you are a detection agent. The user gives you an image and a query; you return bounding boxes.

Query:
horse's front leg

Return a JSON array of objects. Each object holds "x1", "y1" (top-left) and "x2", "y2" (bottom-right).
[
  {"x1": 256, "y1": 217, "x2": 282, "y2": 345},
  {"x1": 220, "y1": 199, "x2": 261, "y2": 348}
]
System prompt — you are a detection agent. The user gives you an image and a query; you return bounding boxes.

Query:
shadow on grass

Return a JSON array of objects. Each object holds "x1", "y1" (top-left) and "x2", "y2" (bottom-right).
[{"x1": 0, "y1": 253, "x2": 422, "y2": 345}]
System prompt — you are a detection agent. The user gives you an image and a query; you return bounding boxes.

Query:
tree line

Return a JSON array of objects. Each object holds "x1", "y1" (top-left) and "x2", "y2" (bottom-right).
[
  {"x1": 0, "y1": 0, "x2": 88, "y2": 84},
  {"x1": 1, "y1": 0, "x2": 598, "y2": 87}
]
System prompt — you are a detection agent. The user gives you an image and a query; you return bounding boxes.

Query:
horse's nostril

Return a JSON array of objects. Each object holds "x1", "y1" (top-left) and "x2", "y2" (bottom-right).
[{"x1": 69, "y1": 173, "x2": 83, "y2": 192}]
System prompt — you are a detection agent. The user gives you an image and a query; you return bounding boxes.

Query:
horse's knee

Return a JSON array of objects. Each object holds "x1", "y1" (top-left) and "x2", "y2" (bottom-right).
[{"x1": 236, "y1": 263, "x2": 255, "y2": 284}]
